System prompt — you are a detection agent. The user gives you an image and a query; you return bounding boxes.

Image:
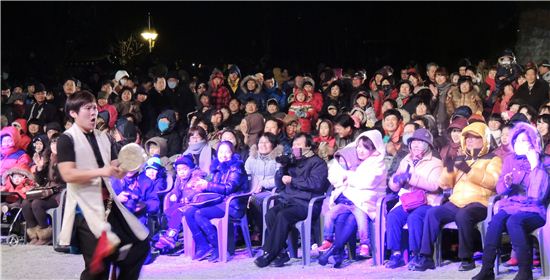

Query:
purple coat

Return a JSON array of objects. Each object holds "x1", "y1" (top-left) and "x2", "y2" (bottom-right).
[{"x1": 496, "y1": 154, "x2": 550, "y2": 220}]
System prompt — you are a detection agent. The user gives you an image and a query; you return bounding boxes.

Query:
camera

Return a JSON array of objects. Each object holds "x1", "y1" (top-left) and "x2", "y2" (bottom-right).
[{"x1": 276, "y1": 153, "x2": 297, "y2": 168}]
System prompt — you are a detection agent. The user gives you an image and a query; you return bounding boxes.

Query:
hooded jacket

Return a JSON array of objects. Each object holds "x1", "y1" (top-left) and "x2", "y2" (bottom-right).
[
  {"x1": 440, "y1": 122, "x2": 502, "y2": 208},
  {"x1": 328, "y1": 130, "x2": 387, "y2": 220},
  {"x1": 206, "y1": 69, "x2": 231, "y2": 109},
  {"x1": 145, "y1": 109, "x2": 182, "y2": 157},
  {"x1": 288, "y1": 90, "x2": 317, "y2": 134},
  {"x1": 302, "y1": 77, "x2": 324, "y2": 114},
  {"x1": 238, "y1": 75, "x2": 267, "y2": 111},
  {"x1": 1, "y1": 163, "x2": 35, "y2": 203},
  {"x1": 111, "y1": 172, "x2": 160, "y2": 217},
  {"x1": 12, "y1": 118, "x2": 31, "y2": 150},
  {"x1": 264, "y1": 80, "x2": 287, "y2": 110},
  {"x1": 145, "y1": 136, "x2": 175, "y2": 178},
  {"x1": 1, "y1": 126, "x2": 32, "y2": 178},
  {"x1": 245, "y1": 144, "x2": 283, "y2": 192}
]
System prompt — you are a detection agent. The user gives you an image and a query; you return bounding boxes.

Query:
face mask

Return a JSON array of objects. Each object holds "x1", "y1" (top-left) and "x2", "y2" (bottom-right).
[
  {"x1": 158, "y1": 120, "x2": 169, "y2": 132},
  {"x1": 168, "y1": 81, "x2": 178, "y2": 89},
  {"x1": 119, "y1": 78, "x2": 127, "y2": 87},
  {"x1": 402, "y1": 133, "x2": 412, "y2": 145}
]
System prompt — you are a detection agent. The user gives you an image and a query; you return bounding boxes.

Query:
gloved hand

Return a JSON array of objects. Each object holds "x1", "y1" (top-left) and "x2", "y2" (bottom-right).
[
  {"x1": 392, "y1": 172, "x2": 411, "y2": 188},
  {"x1": 444, "y1": 156, "x2": 455, "y2": 173},
  {"x1": 295, "y1": 110, "x2": 306, "y2": 118},
  {"x1": 455, "y1": 159, "x2": 471, "y2": 174}
]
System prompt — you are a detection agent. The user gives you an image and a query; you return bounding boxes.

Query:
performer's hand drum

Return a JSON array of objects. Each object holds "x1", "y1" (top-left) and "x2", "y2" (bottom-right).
[{"x1": 117, "y1": 143, "x2": 148, "y2": 172}]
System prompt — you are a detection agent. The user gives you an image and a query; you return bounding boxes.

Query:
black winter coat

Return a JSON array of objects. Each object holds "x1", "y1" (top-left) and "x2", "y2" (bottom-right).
[
  {"x1": 275, "y1": 155, "x2": 329, "y2": 206},
  {"x1": 515, "y1": 79, "x2": 550, "y2": 109},
  {"x1": 205, "y1": 154, "x2": 249, "y2": 214}
]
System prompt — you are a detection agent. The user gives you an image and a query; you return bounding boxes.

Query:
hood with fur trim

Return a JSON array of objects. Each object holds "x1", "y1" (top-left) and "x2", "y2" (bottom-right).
[
  {"x1": 301, "y1": 76, "x2": 316, "y2": 90},
  {"x1": 3, "y1": 163, "x2": 34, "y2": 183},
  {"x1": 1, "y1": 126, "x2": 21, "y2": 149},
  {"x1": 13, "y1": 118, "x2": 28, "y2": 134},
  {"x1": 145, "y1": 136, "x2": 168, "y2": 157},
  {"x1": 240, "y1": 75, "x2": 262, "y2": 94},
  {"x1": 248, "y1": 144, "x2": 284, "y2": 160},
  {"x1": 460, "y1": 122, "x2": 492, "y2": 158}
]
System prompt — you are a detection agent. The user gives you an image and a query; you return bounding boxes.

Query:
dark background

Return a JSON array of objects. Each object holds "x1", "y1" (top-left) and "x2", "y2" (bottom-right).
[{"x1": 1, "y1": 1, "x2": 541, "y2": 88}]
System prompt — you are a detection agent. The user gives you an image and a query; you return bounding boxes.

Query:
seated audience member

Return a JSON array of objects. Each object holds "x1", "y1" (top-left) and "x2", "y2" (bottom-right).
[
  {"x1": 154, "y1": 154, "x2": 205, "y2": 251},
  {"x1": 385, "y1": 129, "x2": 443, "y2": 268},
  {"x1": 1, "y1": 126, "x2": 32, "y2": 179},
  {"x1": 180, "y1": 141, "x2": 248, "y2": 262},
  {"x1": 411, "y1": 122, "x2": 502, "y2": 272},
  {"x1": 473, "y1": 122, "x2": 549, "y2": 280},
  {"x1": 177, "y1": 126, "x2": 214, "y2": 174},
  {"x1": 23, "y1": 133, "x2": 66, "y2": 245},
  {"x1": 245, "y1": 132, "x2": 283, "y2": 243},
  {"x1": 111, "y1": 159, "x2": 161, "y2": 225},
  {"x1": 320, "y1": 130, "x2": 387, "y2": 264},
  {"x1": 255, "y1": 133, "x2": 329, "y2": 268}
]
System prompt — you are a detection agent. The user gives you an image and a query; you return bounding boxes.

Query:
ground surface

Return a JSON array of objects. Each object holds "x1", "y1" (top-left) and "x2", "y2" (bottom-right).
[{"x1": 1, "y1": 245, "x2": 545, "y2": 280}]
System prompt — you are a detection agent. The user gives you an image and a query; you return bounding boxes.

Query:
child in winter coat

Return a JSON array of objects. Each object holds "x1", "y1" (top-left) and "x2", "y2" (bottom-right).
[
  {"x1": 111, "y1": 159, "x2": 161, "y2": 226},
  {"x1": 1, "y1": 126, "x2": 32, "y2": 182},
  {"x1": 154, "y1": 154, "x2": 206, "y2": 250},
  {"x1": 313, "y1": 119, "x2": 336, "y2": 162},
  {"x1": 145, "y1": 136, "x2": 175, "y2": 189},
  {"x1": 1, "y1": 163, "x2": 35, "y2": 211},
  {"x1": 288, "y1": 89, "x2": 317, "y2": 134},
  {"x1": 320, "y1": 130, "x2": 387, "y2": 258}
]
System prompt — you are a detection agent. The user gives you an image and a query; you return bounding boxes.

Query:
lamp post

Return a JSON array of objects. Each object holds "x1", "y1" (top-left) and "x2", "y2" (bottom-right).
[{"x1": 141, "y1": 12, "x2": 158, "y2": 53}]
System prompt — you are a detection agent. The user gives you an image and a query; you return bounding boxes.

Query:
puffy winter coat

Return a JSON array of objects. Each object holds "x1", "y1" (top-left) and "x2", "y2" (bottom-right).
[
  {"x1": 144, "y1": 109, "x2": 182, "y2": 157},
  {"x1": 440, "y1": 122, "x2": 502, "y2": 208},
  {"x1": 245, "y1": 144, "x2": 283, "y2": 192},
  {"x1": 204, "y1": 154, "x2": 249, "y2": 213},
  {"x1": 445, "y1": 87, "x2": 483, "y2": 115},
  {"x1": 328, "y1": 130, "x2": 387, "y2": 220},
  {"x1": 238, "y1": 75, "x2": 267, "y2": 111},
  {"x1": 111, "y1": 172, "x2": 160, "y2": 216},
  {"x1": 389, "y1": 151, "x2": 443, "y2": 209},
  {"x1": 496, "y1": 154, "x2": 549, "y2": 220},
  {"x1": 1, "y1": 127, "x2": 32, "y2": 178},
  {"x1": 275, "y1": 154, "x2": 329, "y2": 207}
]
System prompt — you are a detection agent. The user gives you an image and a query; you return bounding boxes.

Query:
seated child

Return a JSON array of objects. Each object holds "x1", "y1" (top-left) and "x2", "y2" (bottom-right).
[
  {"x1": 111, "y1": 162, "x2": 161, "y2": 226},
  {"x1": 1, "y1": 164, "x2": 35, "y2": 220},
  {"x1": 154, "y1": 154, "x2": 207, "y2": 250}
]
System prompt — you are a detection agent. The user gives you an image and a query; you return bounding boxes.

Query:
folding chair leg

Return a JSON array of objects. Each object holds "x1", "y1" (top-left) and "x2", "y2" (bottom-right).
[
  {"x1": 240, "y1": 217, "x2": 253, "y2": 257},
  {"x1": 302, "y1": 221, "x2": 311, "y2": 266},
  {"x1": 218, "y1": 218, "x2": 229, "y2": 262},
  {"x1": 182, "y1": 217, "x2": 195, "y2": 259}
]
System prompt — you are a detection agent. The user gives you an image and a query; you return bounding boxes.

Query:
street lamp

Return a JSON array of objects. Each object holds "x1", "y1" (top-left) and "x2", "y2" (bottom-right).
[{"x1": 141, "y1": 12, "x2": 158, "y2": 53}]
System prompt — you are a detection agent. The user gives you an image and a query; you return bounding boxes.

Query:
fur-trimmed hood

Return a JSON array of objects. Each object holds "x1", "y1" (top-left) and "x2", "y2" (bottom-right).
[
  {"x1": 3, "y1": 163, "x2": 34, "y2": 183},
  {"x1": 240, "y1": 75, "x2": 262, "y2": 94},
  {"x1": 301, "y1": 76, "x2": 316, "y2": 90},
  {"x1": 248, "y1": 144, "x2": 284, "y2": 160},
  {"x1": 145, "y1": 136, "x2": 168, "y2": 157}
]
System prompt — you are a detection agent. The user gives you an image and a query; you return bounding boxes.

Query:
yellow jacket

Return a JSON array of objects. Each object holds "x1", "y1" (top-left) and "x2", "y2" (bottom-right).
[{"x1": 439, "y1": 122, "x2": 502, "y2": 208}]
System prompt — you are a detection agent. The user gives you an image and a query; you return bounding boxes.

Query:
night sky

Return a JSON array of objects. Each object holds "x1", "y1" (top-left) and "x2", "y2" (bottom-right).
[{"x1": 0, "y1": 1, "x2": 533, "y2": 86}]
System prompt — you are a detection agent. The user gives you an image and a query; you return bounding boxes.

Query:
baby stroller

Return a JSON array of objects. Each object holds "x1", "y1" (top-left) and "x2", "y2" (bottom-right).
[{"x1": 1, "y1": 192, "x2": 26, "y2": 246}]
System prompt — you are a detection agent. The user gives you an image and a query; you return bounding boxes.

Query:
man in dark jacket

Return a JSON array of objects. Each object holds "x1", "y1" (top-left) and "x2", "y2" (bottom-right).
[
  {"x1": 255, "y1": 133, "x2": 329, "y2": 268},
  {"x1": 145, "y1": 109, "x2": 182, "y2": 157},
  {"x1": 24, "y1": 83, "x2": 58, "y2": 124},
  {"x1": 514, "y1": 67, "x2": 550, "y2": 109}
]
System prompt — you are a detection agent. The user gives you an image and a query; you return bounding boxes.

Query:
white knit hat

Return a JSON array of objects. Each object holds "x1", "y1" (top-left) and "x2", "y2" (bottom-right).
[{"x1": 115, "y1": 70, "x2": 130, "y2": 82}]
